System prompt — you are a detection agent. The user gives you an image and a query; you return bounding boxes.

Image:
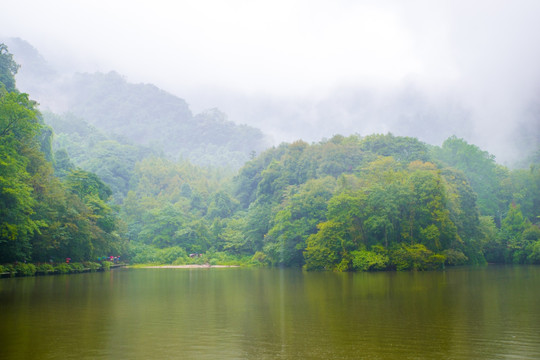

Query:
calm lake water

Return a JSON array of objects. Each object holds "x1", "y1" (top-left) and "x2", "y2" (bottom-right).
[{"x1": 1, "y1": 265, "x2": 540, "y2": 359}]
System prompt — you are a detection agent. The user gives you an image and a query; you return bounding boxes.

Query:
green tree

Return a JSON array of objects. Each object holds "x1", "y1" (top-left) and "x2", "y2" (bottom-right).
[
  {"x1": 0, "y1": 89, "x2": 42, "y2": 262},
  {"x1": 500, "y1": 204, "x2": 528, "y2": 263},
  {"x1": 0, "y1": 43, "x2": 20, "y2": 92},
  {"x1": 432, "y1": 136, "x2": 509, "y2": 222},
  {"x1": 264, "y1": 177, "x2": 336, "y2": 266},
  {"x1": 304, "y1": 220, "x2": 347, "y2": 271}
]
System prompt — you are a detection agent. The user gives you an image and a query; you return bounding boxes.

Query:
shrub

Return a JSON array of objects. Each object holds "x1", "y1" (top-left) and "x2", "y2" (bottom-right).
[
  {"x1": 159, "y1": 246, "x2": 187, "y2": 264},
  {"x1": 15, "y1": 263, "x2": 36, "y2": 276},
  {"x1": 55, "y1": 263, "x2": 71, "y2": 274},
  {"x1": 443, "y1": 249, "x2": 469, "y2": 266},
  {"x1": 101, "y1": 261, "x2": 112, "y2": 270},
  {"x1": 172, "y1": 257, "x2": 187, "y2": 265},
  {"x1": 526, "y1": 240, "x2": 540, "y2": 264},
  {"x1": 70, "y1": 263, "x2": 85, "y2": 273},
  {"x1": 335, "y1": 257, "x2": 352, "y2": 272},
  {"x1": 85, "y1": 262, "x2": 102, "y2": 272},
  {"x1": 351, "y1": 249, "x2": 389, "y2": 271},
  {"x1": 250, "y1": 251, "x2": 269, "y2": 266},
  {"x1": 37, "y1": 263, "x2": 55, "y2": 274},
  {"x1": 128, "y1": 243, "x2": 160, "y2": 264},
  {"x1": 3, "y1": 264, "x2": 16, "y2": 276},
  {"x1": 391, "y1": 244, "x2": 446, "y2": 271}
]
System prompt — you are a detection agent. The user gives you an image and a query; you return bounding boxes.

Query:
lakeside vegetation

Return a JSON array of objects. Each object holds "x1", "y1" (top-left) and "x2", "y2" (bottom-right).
[
  {"x1": 1, "y1": 44, "x2": 539, "y2": 273},
  {"x1": 0, "y1": 260, "x2": 114, "y2": 277}
]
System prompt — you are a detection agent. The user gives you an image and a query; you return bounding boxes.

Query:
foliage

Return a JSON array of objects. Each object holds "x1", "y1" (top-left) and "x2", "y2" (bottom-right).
[
  {"x1": 431, "y1": 136, "x2": 510, "y2": 222},
  {"x1": 527, "y1": 238, "x2": 540, "y2": 264},
  {"x1": 85, "y1": 262, "x2": 102, "y2": 271},
  {"x1": 36, "y1": 263, "x2": 54, "y2": 273},
  {"x1": 351, "y1": 248, "x2": 389, "y2": 271},
  {"x1": 2, "y1": 264, "x2": 16, "y2": 276},
  {"x1": 390, "y1": 244, "x2": 446, "y2": 271},
  {"x1": 45, "y1": 111, "x2": 157, "y2": 201},
  {"x1": 14, "y1": 262, "x2": 36, "y2": 276},
  {"x1": 69, "y1": 262, "x2": 85, "y2": 273},
  {"x1": 55, "y1": 263, "x2": 71, "y2": 274},
  {"x1": 442, "y1": 249, "x2": 469, "y2": 265},
  {"x1": 0, "y1": 90, "x2": 42, "y2": 262},
  {"x1": 2, "y1": 43, "x2": 540, "y2": 271},
  {"x1": 0, "y1": 47, "x2": 126, "y2": 264},
  {"x1": 0, "y1": 43, "x2": 19, "y2": 92},
  {"x1": 160, "y1": 246, "x2": 188, "y2": 264},
  {"x1": 127, "y1": 242, "x2": 161, "y2": 264},
  {"x1": 251, "y1": 251, "x2": 270, "y2": 266},
  {"x1": 62, "y1": 72, "x2": 268, "y2": 169}
]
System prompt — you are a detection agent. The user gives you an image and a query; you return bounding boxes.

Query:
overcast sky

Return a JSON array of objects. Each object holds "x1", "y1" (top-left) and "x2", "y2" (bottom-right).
[{"x1": 2, "y1": 0, "x2": 540, "y2": 163}]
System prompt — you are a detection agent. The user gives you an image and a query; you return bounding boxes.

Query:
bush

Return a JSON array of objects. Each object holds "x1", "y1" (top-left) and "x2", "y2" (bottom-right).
[
  {"x1": 351, "y1": 249, "x2": 389, "y2": 271},
  {"x1": 187, "y1": 253, "x2": 209, "y2": 265},
  {"x1": 250, "y1": 251, "x2": 269, "y2": 266},
  {"x1": 203, "y1": 251, "x2": 245, "y2": 266},
  {"x1": 128, "y1": 243, "x2": 160, "y2": 264},
  {"x1": 443, "y1": 249, "x2": 469, "y2": 266},
  {"x1": 37, "y1": 263, "x2": 55, "y2": 274},
  {"x1": 85, "y1": 262, "x2": 102, "y2": 272},
  {"x1": 391, "y1": 244, "x2": 446, "y2": 271},
  {"x1": 55, "y1": 263, "x2": 71, "y2": 274},
  {"x1": 15, "y1": 263, "x2": 36, "y2": 276},
  {"x1": 335, "y1": 257, "x2": 352, "y2": 272},
  {"x1": 101, "y1": 261, "x2": 112, "y2": 270},
  {"x1": 70, "y1": 262, "x2": 85, "y2": 273},
  {"x1": 3, "y1": 264, "x2": 16, "y2": 276},
  {"x1": 172, "y1": 257, "x2": 187, "y2": 265},
  {"x1": 159, "y1": 246, "x2": 187, "y2": 264},
  {"x1": 526, "y1": 240, "x2": 540, "y2": 264}
]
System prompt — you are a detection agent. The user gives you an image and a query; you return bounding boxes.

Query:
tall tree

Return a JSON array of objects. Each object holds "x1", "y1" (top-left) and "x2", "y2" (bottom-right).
[{"x1": 0, "y1": 44, "x2": 20, "y2": 92}]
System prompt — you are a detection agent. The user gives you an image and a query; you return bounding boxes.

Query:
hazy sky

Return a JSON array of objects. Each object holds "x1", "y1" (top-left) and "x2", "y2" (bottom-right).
[{"x1": 2, "y1": 0, "x2": 540, "y2": 162}]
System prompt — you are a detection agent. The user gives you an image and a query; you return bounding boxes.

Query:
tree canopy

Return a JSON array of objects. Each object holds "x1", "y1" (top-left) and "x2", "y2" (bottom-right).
[{"x1": 1, "y1": 43, "x2": 539, "y2": 270}]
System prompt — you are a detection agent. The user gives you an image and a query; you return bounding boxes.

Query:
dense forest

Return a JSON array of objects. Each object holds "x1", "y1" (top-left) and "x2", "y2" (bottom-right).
[{"x1": 1, "y1": 43, "x2": 539, "y2": 272}]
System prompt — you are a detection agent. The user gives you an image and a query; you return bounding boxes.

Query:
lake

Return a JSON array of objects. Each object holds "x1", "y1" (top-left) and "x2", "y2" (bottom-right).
[{"x1": 1, "y1": 265, "x2": 539, "y2": 359}]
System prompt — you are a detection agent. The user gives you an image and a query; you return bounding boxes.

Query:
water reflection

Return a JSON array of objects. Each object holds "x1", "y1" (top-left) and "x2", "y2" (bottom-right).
[{"x1": 1, "y1": 266, "x2": 539, "y2": 359}]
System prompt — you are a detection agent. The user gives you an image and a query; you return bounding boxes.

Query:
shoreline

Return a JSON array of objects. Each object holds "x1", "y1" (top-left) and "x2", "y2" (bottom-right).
[{"x1": 141, "y1": 264, "x2": 240, "y2": 269}]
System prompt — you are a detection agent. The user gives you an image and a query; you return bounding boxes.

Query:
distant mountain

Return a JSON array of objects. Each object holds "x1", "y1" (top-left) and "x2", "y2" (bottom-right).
[{"x1": 2, "y1": 37, "x2": 270, "y2": 169}]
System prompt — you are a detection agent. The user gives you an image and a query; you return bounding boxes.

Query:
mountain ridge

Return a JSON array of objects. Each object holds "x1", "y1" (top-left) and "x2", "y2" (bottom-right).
[{"x1": 2, "y1": 37, "x2": 270, "y2": 169}]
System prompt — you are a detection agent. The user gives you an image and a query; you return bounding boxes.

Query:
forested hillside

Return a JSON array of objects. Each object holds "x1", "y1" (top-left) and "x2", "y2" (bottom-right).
[
  {"x1": 43, "y1": 111, "x2": 158, "y2": 202},
  {"x1": 2, "y1": 37, "x2": 269, "y2": 169},
  {"x1": 1, "y1": 42, "x2": 539, "y2": 272},
  {"x1": 230, "y1": 134, "x2": 539, "y2": 270},
  {"x1": 0, "y1": 44, "x2": 125, "y2": 264}
]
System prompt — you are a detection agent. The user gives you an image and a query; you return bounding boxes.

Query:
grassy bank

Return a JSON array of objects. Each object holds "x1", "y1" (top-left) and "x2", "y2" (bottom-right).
[{"x1": 0, "y1": 261, "x2": 119, "y2": 278}]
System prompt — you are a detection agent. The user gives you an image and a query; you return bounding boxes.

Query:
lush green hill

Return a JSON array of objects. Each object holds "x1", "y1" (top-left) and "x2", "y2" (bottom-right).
[
  {"x1": 229, "y1": 134, "x2": 540, "y2": 269},
  {"x1": 2, "y1": 41, "x2": 539, "y2": 271},
  {"x1": 0, "y1": 44, "x2": 126, "y2": 264},
  {"x1": 4, "y1": 38, "x2": 270, "y2": 169}
]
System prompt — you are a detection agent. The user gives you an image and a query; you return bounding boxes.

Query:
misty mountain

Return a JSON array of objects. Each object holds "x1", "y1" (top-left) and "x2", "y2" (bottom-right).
[
  {"x1": 230, "y1": 84, "x2": 474, "y2": 147},
  {"x1": 3, "y1": 38, "x2": 270, "y2": 169},
  {"x1": 43, "y1": 111, "x2": 158, "y2": 202},
  {"x1": 4, "y1": 37, "x2": 538, "y2": 168}
]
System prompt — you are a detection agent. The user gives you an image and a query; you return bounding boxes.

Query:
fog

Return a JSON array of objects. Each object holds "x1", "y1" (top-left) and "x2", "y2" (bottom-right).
[{"x1": 1, "y1": 0, "x2": 539, "y2": 164}]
